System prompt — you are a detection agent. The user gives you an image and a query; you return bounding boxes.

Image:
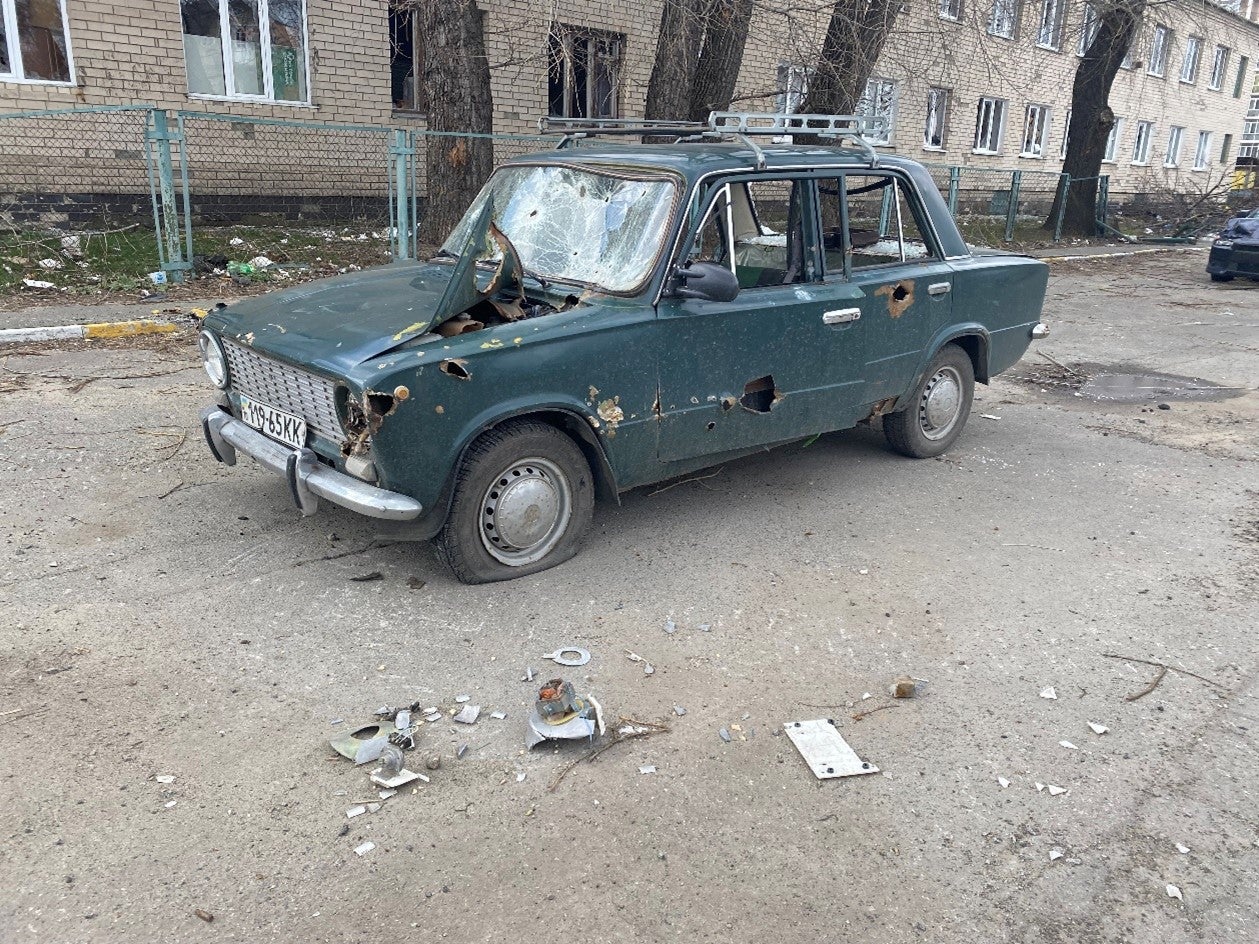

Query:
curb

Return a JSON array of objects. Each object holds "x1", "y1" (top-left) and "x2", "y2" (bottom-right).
[
  {"x1": 0, "y1": 319, "x2": 179, "y2": 345},
  {"x1": 1036, "y1": 246, "x2": 1205, "y2": 263}
]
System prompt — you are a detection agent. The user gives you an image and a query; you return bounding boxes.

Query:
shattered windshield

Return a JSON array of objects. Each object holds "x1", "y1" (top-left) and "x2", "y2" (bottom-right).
[{"x1": 441, "y1": 165, "x2": 677, "y2": 294}]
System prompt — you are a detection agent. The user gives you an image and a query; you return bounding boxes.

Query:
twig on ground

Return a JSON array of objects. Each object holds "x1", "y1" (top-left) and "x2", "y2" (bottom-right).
[
  {"x1": 0, "y1": 706, "x2": 45, "y2": 725},
  {"x1": 1102, "y1": 652, "x2": 1229, "y2": 693},
  {"x1": 157, "y1": 430, "x2": 187, "y2": 462},
  {"x1": 156, "y1": 480, "x2": 186, "y2": 500},
  {"x1": 548, "y1": 718, "x2": 669, "y2": 793},
  {"x1": 851, "y1": 703, "x2": 900, "y2": 721},
  {"x1": 293, "y1": 541, "x2": 402, "y2": 567},
  {"x1": 1125, "y1": 665, "x2": 1168, "y2": 702},
  {"x1": 1038, "y1": 351, "x2": 1084, "y2": 378},
  {"x1": 647, "y1": 466, "x2": 724, "y2": 497},
  {"x1": 0, "y1": 419, "x2": 27, "y2": 434},
  {"x1": 1000, "y1": 543, "x2": 1064, "y2": 552}
]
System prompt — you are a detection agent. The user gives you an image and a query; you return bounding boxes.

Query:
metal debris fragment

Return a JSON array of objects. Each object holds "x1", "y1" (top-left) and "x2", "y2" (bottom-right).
[
  {"x1": 378, "y1": 745, "x2": 405, "y2": 776},
  {"x1": 1059, "y1": 740, "x2": 1078, "y2": 750},
  {"x1": 664, "y1": 619, "x2": 677, "y2": 634},
  {"x1": 155, "y1": 775, "x2": 175, "y2": 784},
  {"x1": 456, "y1": 743, "x2": 469, "y2": 759},
  {"x1": 515, "y1": 771, "x2": 526, "y2": 783},
  {"x1": 1088, "y1": 722, "x2": 1109, "y2": 734},
  {"x1": 1046, "y1": 784, "x2": 1067, "y2": 796},
  {"x1": 1039, "y1": 686, "x2": 1058, "y2": 700},
  {"x1": 1049, "y1": 849, "x2": 1064, "y2": 861},
  {"x1": 455, "y1": 694, "x2": 471, "y2": 703},
  {"x1": 346, "y1": 805, "x2": 367, "y2": 818},
  {"x1": 522, "y1": 667, "x2": 536, "y2": 682},
  {"x1": 625, "y1": 650, "x2": 654, "y2": 675},
  {"x1": 453, "y1": 705, "x2": 481, "y2": 724},
  {"x1": 997, "y1": 777, "x2": 1010, "y2": 788},
  {"x1": 1166, "y1": 884, "x2": 1183, "y2": 902},
  {"x1": 370, "y1": 767, "x2": 426, "y2": 789},
  {"x1": 639, "y1": 765, "x2": 657, "y2": 775},
  {"x1": 329, "y1": 721, "x2": 398, "y2": 764},
  {"x1": 354, "y1": 841, "x2": 375, "y2": 857},
  {"x1": 718, "y1": 727, "x2": 732, "y2": 743},
  {"x1": 783, "y1": 719, "x2": 878, "y2": 779},
  {"x1": 424, "y1": 712, "x2": 443, "y2": 723},
  {"x1": 526, "y1": 678, "x2": 601, "y2": 749},
  {"x1": 673, "y1": 705, "x2": 686, "y2": 716},
  {"x1": 490, "y1": 711, "x2": 507, "y2": 720},
  {"x1": 542, "y1": 647, "x2": 590, "y2": 667},
  {"x1": 1176, "y1": 843, "x2": 1190, "y2": 854}
]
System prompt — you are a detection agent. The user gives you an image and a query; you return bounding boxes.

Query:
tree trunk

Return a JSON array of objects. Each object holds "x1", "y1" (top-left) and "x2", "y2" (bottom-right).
[
  {"x1": 799, "y1": 0, "x2": 898, "y2": 116},
  {"x1": 1044, "y1": 1, "x2": 1144, "y2": 237},
  {"x1": 687, "y1": 0, "x2": 754, "y2": 122},
  {"x1": 644, "y1": 0, "x2": 708, "y2": 121},
  {"x1": 417, "y1": 0, "x2": 495, "y2": 245}
]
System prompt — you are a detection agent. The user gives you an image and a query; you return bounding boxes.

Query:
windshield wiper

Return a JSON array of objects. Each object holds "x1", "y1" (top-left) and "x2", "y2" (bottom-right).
[{"x1": 521, "y1": 268, "x2": 550, "y2": 290}]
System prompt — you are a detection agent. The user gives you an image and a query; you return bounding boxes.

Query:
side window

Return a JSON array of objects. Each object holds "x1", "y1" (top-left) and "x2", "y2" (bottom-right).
[
  {"x1": 818, "y1": 174, "x2": 937, "y2": 275},
  {"x1": 730, "y1": 179, "x2": 807, "y2": 287},
  {"x1": 686, "y1": 186, "x2": 732, "y2": 268}
]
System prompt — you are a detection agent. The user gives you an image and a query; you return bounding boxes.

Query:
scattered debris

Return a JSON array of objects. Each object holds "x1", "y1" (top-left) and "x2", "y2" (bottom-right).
[
  {"x1": 354, "y1": 841, "x2": 375, "y2": 857},
  {"x1": 194, "y1": 909, "x2": 214, "y2": 923},
  {"x1": 696, "y1": 623, "x2": 711, "y2": 632},
  {"x1": 346, "y1": 805, "x2": 368, "y2": 818},
  {"x1": 407, "y1": 577, "x2": 427, "y2": 591},
  {"x1": 1039, "y1": 686, "x2": 1058, "y2": 700},
  {"x1": 164, "y1": 801, "x2": 177, "y2": 809},
  {"x1": 424, "y1": 711, "x2": 442, "y2": 723},
  {"x1": 329, "y1": 722, "x2": 397, "y2": 765},
  {"x1": 22, "y1": 278, "x2": 56, "y2": 290},
  {"x1": 1049, "y1": 849, "x2": 1064, "y2": 861},
  {"x1": 639, "y1": 765, "x2": 657, "y2": 775},
  {"x1": 890, "y1": 676, "x2": 917, "y2": 698},
  {"x1": 377, "y1": 745, "x2": 405, "y2": 776},
  {"x1": 522, "y1": 667, "x2": 536, "y2": 682},
  {"x1": 1166, "y1": 884, "x2": 1183, "y2": 902},
  {"x1": 1176, "y1": 843, "x2": 1190, "y2": 854},
  {"x1": 718, "y1": 727, "x2": 732, "y2": 743},
  {"x1": 155, "y1": 775, "x2": 175, "y2": 784},
  {"x1": 997, "y1": 777, "x2": 1010, "y2": 788},
  {"x1": 1102, "y1": 652, "x2": 1229, "y2": 700},
  {"x1": 1046, "y1": 784, "x2": 1067, "y2": 796},
  {"x1": 784, "y1": 719, "x2": 878, "y2": 779},
  {"x1": 673, "y1": 705, "x2": 686, "y2": 716},
  {"x1": 453, "y1": 705, "x2": 481, "y2": 724},
  {"x1": 456, "y1": 744, "x2": 469, "y2": 760},
  {"x1": 425, "y1": 754, "x2": 442, "y2": 771},
  {"x1": 1088, "y1": 722, "x2": 1109, "y2": 734},
  {"x1": 979, "y1": 413, "x2": 1001, "y2": 420},
  {"x1": 454, "y1": 694, "x2": 471, "y2": 703},
  {"x1": 548, "y1": 717, "x2": 669, "y2": 792},
  {"x1": 370, "y1": 767, "x2": 426, "y2": 789},
  {"x1": 664, "y1": 618, "x2": 677, "y2": 634},
  {"x1": 542, "y1": 647, "x2": 590, "y2": 667},
  {"x1": 378, "y1": 789, "x2": 397, "y2": 799},
  {"x1": 490, "y1": 711, "x2": 506, "y2": 720},
  {"x1": 1060, "y1": 740, "x2": 1079, "y2": 750},
  {"x1": 526, "y1": 679, "x2": 603, "y2": 749},
  {"x1": 350, "y1": 571, "x2": 383, "y2": 582},
  {"x1": 625, "y1": 650, "x2": 654, "y2": 676}
]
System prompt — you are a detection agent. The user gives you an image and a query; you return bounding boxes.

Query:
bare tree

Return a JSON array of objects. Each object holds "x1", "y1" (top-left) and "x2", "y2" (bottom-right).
[
  {"x1": 688, "y1": 0, "x2": 755, "y2": 121},
  {"x1": 1045, "y1": 0, "x2": 1144, "y2": 237},
  {"x1": 644, "y1": 0, "x2": 709, "y2": 120},
  {"x1": 414, "y1": 0, "x2": 495, "y2": 244},
  {"x1": 799, "y1": 0, "x2": 899, "y2": 116}
]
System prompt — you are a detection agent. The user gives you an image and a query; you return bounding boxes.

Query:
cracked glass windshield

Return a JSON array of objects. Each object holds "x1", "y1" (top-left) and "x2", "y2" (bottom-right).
[{"x1": 441, "y1": 165, "x2": 677, "y2": 293}]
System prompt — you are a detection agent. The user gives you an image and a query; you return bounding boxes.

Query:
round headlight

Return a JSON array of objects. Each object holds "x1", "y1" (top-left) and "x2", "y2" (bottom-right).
[{"x1": 199, "y1": 330, "x2": 229, "y2": 389}]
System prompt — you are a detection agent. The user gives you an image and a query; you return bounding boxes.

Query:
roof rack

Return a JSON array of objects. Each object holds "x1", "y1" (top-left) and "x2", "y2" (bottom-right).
[{"x1": 538, "y1": 112, "x2": 884, "y2": 169}]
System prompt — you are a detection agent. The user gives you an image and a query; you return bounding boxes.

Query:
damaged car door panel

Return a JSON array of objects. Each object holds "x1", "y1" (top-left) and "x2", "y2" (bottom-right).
[{"x1": 198, "y1": 115, "x2": 1049, "y2": 583}]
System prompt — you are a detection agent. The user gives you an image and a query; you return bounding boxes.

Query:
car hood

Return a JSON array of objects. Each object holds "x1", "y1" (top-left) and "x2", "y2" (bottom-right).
[
  {"x1": 1222, "y1": 217, "x2": 1259, "y2": 240},
  {"x1": 208, "y1": 261, "x2": 460, "y2": 375}
]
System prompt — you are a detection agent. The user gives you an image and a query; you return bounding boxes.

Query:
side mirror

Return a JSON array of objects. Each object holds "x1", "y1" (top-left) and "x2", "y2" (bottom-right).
[{"x1": 673, "y1": 261, "x2": 739, "y2": 302}]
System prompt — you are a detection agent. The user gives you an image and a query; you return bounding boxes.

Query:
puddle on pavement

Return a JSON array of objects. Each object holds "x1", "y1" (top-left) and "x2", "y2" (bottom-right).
[{"x1": 1079, "y1": 371, "x2": 1242, "y2": 403}]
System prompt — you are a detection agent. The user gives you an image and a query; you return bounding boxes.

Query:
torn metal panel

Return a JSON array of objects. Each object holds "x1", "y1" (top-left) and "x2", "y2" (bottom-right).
[
  {"x1": 874, "y1": 280, "x2": 915, "y2": 319},
  {"x1": 783, "y1": 719, "x2": 878, "y2": 779},
  {"x1": 740, "y1": 375, "x2": 783, "y2": 414}
]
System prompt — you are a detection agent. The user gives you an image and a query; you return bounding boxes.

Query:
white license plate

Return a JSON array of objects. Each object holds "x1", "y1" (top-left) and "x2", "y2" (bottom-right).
[{"x1": 239, "y1": 396, "x2": 307, "y2": 450}]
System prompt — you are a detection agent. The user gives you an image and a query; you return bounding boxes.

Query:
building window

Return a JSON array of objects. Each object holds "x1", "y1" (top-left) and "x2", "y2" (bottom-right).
[
  {"x1": 1059, "y1": 108, "x2": 1071, "y2": 157},
  {"x1": 939, "y1": 0, "x2": 962, "y2": 20},
  {"x1": 974, "y1": 97, "x2": 1007, "y2": 154},
  {"x1": 1021, "y1": 103, "x2": 1051, "y2": 156},
  {"x1": 857, "y1": 77, "x2": 896, "y2": 145},
  {"x1": 1120, "y1": 35, "x2": 1136, "y2": 70},
  {"x1": 775, "y1": 62, "x2": 809, "y2": 114},
  {"x1": 924, "y1": 87, "x2": 950, "y2": 149},
  {"x1": 1103, "y1": 118, "x2": 1122, "y2": 162},
  {"x1": 1164, "y1": 125, "x2": 1184, "y2": 167},
  {"x1": 548, "y1": 26, "x2": 622, "y2": 119},
  {"x1": 1243, "y1": 120, "x2": 1259, "y2": 159},
  {"x1": 1234, "y1": 56, "x2": 1250, "y2": 98},
  {"x1": 1208, "y1": 46, "x2": 1229, "y2": 91},
  {"x1": 988, "y1": 0, "x2": 1019, "y2": 39},
  {"x1": 1193, "y1": 131, "x2": 1211, "y2": 170},
  {"x1": 1148, "y1": 25, "x2": 1170, "y2": 77},
  {"x1": 181, "y1": 0, "x2": 309, "y2": 102},
  {"x1": 1220, "y1": 133, "x2": 1232, "y2": 163},
  {"x1": 0, "y1": 0, "x2": 73, "y2": 83},
  {"x1": 1077, "y1": 3, "x2": 1098, "y2": 57},
  {"x1": 1180, "y1": 35, "x2": 1202, "y2": 84},
  {"x1": 1132, "y1": 120, "x2": 1153, "y2": 164},
  {"x1": 1036, "y1": 0, "x2": 1064, "y2": 51},
  {"x1": 389, "y1": 5, "x2": 425, "y2": 112}
]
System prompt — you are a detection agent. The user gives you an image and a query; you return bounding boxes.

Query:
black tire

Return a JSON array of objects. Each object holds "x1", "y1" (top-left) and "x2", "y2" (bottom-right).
[
  {"x1": 884, "y1": 344, "x2": 975, "y2": 459},
  {"x1": 1210, "y1": 273, "x2": 1233, "y2": 283},
  {"x1": 438, "y1": 420, "x2": 595, "y2": 584}
]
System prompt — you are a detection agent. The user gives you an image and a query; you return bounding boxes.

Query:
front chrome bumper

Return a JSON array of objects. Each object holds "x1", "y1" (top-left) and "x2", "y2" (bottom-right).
[{"x1": 200, "y1": 407, "x2": 424, "y2": 521}]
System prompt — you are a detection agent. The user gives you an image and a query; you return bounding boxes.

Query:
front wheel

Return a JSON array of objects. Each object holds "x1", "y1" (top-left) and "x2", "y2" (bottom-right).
[
  {"x1": 438, "y1": 420, "x2": 595, "y2": 584},
  {"x1": 884, "y1": 344, "x2": 975, "y2": 459}
]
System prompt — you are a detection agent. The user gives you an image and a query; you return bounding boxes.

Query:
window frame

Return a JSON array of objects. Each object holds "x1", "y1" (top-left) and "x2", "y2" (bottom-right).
[
  {"x1": 923, "y1": 86, "x2": 950, "y2": 151},
  {"x1": 1102, "y1": 117, "x2": 1123, "y2": 163},
  {"x1": 1020, "y1": 103, "x2": 1051, "y2": 158},
  {"x1": 1035, "y1": 0, "x2": 1065, "y2": 51},
  {"x1": 1131, "y1": 120, "x2": 1154, "y2": 165},
  {"x1": 182, "y1": 0, "x2": 312, "y2": 105},
  {"x1": 857, "y1": 76, "x2": 897, "y2": 146},
  {"x1": 1077, "y1": 3, "x2": 1098, "y2": 57},
  {"x1": 0, "y1": 0, "x2": 76, "y2": 85},
  {"x1": 815, "y1": 171, "x2": 943, "y2": 281},
  {"x1": 1208, "y1": 45, "x2": 1229, "y2": 91},
  {"x1": 1163, "y1": 125, "x2": 1184, "y2": 168},
  {"x1": 775, "y1": 61, "x2": 810, "y2": 115},
  {"x1": 973, "y1": 97, "x2": 1008, "y2": 155},
  {"x1": 1234, "y1": 56, "x2": 1250, "y2": 98},
  {"x1": 547, "y1": 25, "x2": 623, "y2": 120},
  {"x1": 1192, "y1": 131, "x2": 1211, "y2": 171},
  {"x1": 1148, "y1": 25, "x2": 1170, "y2": 78},
  {"x1": 1059, "y1": 108, "x2": 1071, "y2": 158},
  {"x1": 390, "y1": 4, "x2": 426, "y2": 114},
  {"x1": 988, "y1": 0, "x2": 1020, "y2": 40},
  {"x1": 939, "y1": 0, "x2": 962, "y2": 21},
  {"x1": 1180, "y1": 35, "x2": 1202, "y2": 85}
]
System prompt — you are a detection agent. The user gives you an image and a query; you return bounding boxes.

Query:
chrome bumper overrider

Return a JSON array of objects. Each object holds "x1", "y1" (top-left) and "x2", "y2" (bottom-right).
[{"x1": 200, "y1": 407, "x2": 423, "y2": 521}]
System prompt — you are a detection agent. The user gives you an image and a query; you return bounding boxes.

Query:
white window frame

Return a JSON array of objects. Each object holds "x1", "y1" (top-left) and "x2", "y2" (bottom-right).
[
  {"x1": 1036, "y1": 0, "x2": 1065, "y2": 51},
  {"x1": 1148, "y1": 25, "x2": 1170, "y2": 77},
  {"x1": 1077, "y1": 3, "x2": 1098, "y2": 57},
  {"x1": 1120, "y1": 35, "x2": 1136, "y2": 70},
  {"x1": 939, "y1": 0, "x2": 962, "y2": 20},
  {"x1": 923, "y1": 87, "x2": 950, "y2": 150},
  {"x1": 1164, "y1": 125, "x2": 1184, "y2": 167},
  {"x1": 1102, "y1": 118, "x2": 1122, "y2": 163},
  {"x1": 1020, "y1": 103, "x2": 1051, "y2": 157},
  {"x1": 0, "y1": 0, "x2": 76, "y2": 85},
  {"x1": 1208, "y1": 45, "x2": 1229, "y2": 91},
  {"x1": 183, "y1": 0, "x2": 312, "y2": 105},
  {"x1": 857, "y1": 77, "x2": 896, "y2": 146},
  {"x1": 1132, "y1": 120, "x2": 1153, "y2": 164},
  {"x1": 1180, "y1": 35, "x2": 1202, "y2": 84},
  {"x1": 973, "y1": 97, "x2": 1008, "y2": 154},
  {"x1": 1192, "y1": 131, "x2": 1211, "y2": 170},
  {"x1": 988, "y1": 0, "x2": 1019, "y2": 39},
  {"x1": 775, "y1": 62, "x2": 810, "y2": 115},
  {"x1": 1059, "y1": 107, "x2": 1071, "y2": 157}
]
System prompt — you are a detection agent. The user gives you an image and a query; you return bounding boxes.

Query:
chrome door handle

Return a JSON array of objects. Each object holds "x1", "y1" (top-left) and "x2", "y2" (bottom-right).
[
  {"x1": 823, "y1": 308, "x2": 861, "y2": 325},
  {"x1": 927, "y1": 281, "x2": 951, "y2": 296}
]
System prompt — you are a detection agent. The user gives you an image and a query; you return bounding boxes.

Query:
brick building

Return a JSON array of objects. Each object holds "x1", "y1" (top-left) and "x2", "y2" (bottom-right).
[{"x1": 2, "y1": 0, "x2": 1258, "y2": 218}]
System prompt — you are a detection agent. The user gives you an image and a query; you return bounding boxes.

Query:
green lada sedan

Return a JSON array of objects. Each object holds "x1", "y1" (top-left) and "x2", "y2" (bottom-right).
[{"x1": 199, "y1": 116, "x2": 1049, "y2": 583}]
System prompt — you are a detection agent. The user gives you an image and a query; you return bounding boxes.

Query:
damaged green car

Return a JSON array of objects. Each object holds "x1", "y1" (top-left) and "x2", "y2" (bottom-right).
[{"x1": 199, "y1": 115, "x2": 1049, "y2": 583}]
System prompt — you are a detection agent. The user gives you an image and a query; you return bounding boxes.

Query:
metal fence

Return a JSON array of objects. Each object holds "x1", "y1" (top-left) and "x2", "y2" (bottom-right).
[{"x1": 2, "y1": 104, "x2": 1121, "y2": 291}]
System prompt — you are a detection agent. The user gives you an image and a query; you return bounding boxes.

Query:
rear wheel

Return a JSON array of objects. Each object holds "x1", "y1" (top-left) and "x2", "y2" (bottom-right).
[
  {"x1": 884, "y1": 344, "x2": 975, "y2": 459},
  {"x1": 438, "y1": 420, "x2": 594, "y2": 583}
]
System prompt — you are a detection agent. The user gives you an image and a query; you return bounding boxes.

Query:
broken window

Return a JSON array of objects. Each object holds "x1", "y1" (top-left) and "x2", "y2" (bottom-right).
[
  {"x1": 775, "y1": 62, "x2": 810, "y2": 114},
  {"x1": 923, "y1": 87, "x2": 950, "y2": 149},
  {"x1": 1, "y1": 0, "x2": 73, "y2": 82},
  {"x1": 443, "y1": 165, "x2": 676, "y2": 294},
  {"x1": 181, "y1": 0, "x2": 309, "y2": 102},
  {"x1": 987, "y1": 0, "x2": 1019, "y2": 40},
  {"x1": 819, "y1": 174, "x2": 937, "y2": 276},
  {"x1": 973, "y1": 97, "x2": 1007, "y2": 154},
  {"x1": 686, "y1": 179, "x2": 808, "y2": 288},
  {"x1": 389, "y1": 4, "x2": 425, "y2": 112},
  {"x1": 548, "y1": 26, "x2": 621, "y2": 119},
  {"x1": 856, "y1": 77, "x2": 896, "y2": 145},
  {"x1": 1020, "y1": 103, "x2": 1051, "y2": 158}
]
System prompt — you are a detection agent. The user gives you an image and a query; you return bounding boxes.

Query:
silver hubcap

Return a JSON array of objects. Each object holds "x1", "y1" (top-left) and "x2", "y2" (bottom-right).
[
  {"x1": 479, "y1": 457, "x2": 572, "y2": 566},
  {"x1": 919, "y1": 366, "x2": 963, "y2": 441}
]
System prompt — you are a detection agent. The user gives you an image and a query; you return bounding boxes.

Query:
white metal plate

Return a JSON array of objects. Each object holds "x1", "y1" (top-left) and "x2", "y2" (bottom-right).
[
  {"x1": 783, "y1": 719, "x2": 879, "y2": 779},
  {"x1": 239, "y1": 395, "x2": 307, "y2": 450}
]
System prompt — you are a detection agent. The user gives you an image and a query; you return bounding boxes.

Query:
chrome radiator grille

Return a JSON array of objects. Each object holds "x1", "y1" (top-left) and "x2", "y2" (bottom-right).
[{"x1": 223, "y1": 340, "x2": 343, "y2": 442}]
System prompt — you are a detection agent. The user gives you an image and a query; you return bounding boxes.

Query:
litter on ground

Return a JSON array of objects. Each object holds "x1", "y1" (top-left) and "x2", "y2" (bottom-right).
[{"x1": 783, "y1": 719, "x2": 878, "y2": 779}]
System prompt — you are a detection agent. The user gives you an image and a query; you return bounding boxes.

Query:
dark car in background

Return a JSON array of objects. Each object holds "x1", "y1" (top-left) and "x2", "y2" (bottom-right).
[{"x1": 1208, "y1": 208, "x2": 1259, "y2": 282}]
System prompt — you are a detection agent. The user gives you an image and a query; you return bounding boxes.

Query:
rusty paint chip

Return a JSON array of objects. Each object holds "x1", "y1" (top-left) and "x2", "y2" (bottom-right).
[{"x1": 874, "y1": 280, "x2": 915, "y2": 319}]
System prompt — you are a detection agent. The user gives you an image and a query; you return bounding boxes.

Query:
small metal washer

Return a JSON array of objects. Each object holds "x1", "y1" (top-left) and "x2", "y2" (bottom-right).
[{"x1": 542, "y1": 647, "x2": 591, "y2": 667}]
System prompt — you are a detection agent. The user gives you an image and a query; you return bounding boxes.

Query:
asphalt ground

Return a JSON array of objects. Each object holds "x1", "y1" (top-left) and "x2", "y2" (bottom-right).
[{"x1": 1, "y1": 250, "x2": 1256, "y2": 943}]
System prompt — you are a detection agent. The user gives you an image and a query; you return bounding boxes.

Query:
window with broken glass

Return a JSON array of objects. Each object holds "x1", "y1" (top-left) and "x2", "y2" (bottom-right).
[
  {"x1": 547, "y1": 26, "x2": 622, "y2": 119},
  {"x1": 857, "y1": 77, "x2": 896, "y2": 145},
  {"x1": 939, "y1": 0, "x2": 962, "y2": 20},
  {"x1": 0, "y1": 0, "x2": 73, "y2": 83},
  {"x1": 181, "y1": 0, "x2": 309, "y2": 102},
  {"x1": 988, "y1": 0, "x2": 1020, "y2": 39},
  {"x1": 687, "y1": 179, "x2": 809, "y2": 288},
  {"x1": 1021, "y1": 104, "x2": 1051, "y2": 157},
  {"x1": 1148, "y1": 25, "x2": 1170, "y2": 77},
  {"x1": 775, "y1": 62, "x2": 810, "y2": 114},
  {"x1": 973, "y1": 97, "x2": 1007, "y2": 154},
  {"x1": 923, "y1": 87, "x2": 950, "y2": 149},
  {"x1": 1036, "y1": 0, "x2": 1065, "y2": 51},
  {"x1": 389, "y1": 4, "x2": 425, "y2": 112},
  {"x1": 1077, "y1": 3, "x2": 1098, "y2": 57},
  {"x1": 819, "y1": 174, "x2": 937, "y2": 276}
]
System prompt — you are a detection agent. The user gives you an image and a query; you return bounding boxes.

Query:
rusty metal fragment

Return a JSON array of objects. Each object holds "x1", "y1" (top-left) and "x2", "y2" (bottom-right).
[{"x1": 875, "y1": 280, "x2": 914, "y2": 318}]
